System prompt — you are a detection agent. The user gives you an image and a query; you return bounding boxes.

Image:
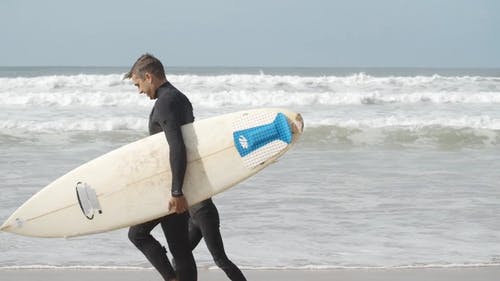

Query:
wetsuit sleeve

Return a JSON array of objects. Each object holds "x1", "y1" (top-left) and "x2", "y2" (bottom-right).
[{"x1": 155, "y1": 96, "x2": 187, "y2": 197}]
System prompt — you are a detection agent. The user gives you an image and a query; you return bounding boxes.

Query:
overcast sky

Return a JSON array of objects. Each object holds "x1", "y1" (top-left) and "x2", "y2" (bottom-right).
[{"x1": 1, "y1": 0, "x2": 499, "y2": 67}]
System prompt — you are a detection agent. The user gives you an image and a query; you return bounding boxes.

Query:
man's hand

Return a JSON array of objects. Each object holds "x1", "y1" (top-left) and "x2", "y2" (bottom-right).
[{"x1": 168, "y1": 195, "x2": 189, "y2": 214}]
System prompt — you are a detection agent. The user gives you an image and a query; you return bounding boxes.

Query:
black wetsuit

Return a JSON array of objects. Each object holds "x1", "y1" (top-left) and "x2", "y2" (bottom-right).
[
  {"x1": 188, "y1": 199, "x2": 247, "y2": 281},
  {"x1": 128, "y1": 81, "x2": 197, "y2": 281}
]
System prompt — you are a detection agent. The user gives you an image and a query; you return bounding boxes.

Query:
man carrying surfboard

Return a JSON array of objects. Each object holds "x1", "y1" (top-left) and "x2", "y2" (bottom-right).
[{"x1": 124, "y1": 54, "x2": 197, "y2": 281}]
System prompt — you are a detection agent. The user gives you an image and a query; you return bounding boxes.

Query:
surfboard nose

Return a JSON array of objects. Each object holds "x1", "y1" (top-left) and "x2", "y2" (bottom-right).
[{"x1": 0, "y1": 218, "x2": 14, "y2": 232}]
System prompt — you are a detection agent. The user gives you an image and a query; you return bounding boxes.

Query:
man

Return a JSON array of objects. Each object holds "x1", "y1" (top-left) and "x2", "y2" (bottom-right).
[{"x1": 124, "y1": 53, "x2": 197, "y2": 281}]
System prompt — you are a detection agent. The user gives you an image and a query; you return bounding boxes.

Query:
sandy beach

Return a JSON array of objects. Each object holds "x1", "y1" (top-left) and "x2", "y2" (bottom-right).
[{"x1": 1, "y1": 267, "x2": 500, "y2": 281}]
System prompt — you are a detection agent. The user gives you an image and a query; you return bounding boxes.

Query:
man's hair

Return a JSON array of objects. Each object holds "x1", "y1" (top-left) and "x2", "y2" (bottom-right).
[{"x1": 123, "y1": 53, "x2": 166, "y2": 80}]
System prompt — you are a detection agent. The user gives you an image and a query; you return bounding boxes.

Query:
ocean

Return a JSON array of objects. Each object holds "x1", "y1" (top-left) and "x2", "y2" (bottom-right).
[{"x1": 0, "y1": 66, "x2": 499, "y2": 270}]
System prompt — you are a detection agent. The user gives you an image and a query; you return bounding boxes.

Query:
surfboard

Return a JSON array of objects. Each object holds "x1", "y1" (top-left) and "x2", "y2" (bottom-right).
[{"x1": 1, "y1": 108, "x2": 304, "y2": 238}]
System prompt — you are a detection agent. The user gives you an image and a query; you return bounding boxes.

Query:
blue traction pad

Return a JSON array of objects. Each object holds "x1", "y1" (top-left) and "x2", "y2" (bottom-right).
[{"x1": 233, "y1": 112, "x2": 292, "y2": 157}]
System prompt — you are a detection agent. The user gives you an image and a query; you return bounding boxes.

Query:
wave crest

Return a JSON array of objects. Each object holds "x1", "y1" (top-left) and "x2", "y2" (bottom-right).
[{"x1": 1, "y1": 73, "x2": 499, "y2": 107}]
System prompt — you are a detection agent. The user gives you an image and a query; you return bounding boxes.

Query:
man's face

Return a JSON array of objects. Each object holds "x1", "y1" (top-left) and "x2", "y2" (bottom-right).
[{"x1": 131, "y1": 73, "x2": 155, "y2": 99}]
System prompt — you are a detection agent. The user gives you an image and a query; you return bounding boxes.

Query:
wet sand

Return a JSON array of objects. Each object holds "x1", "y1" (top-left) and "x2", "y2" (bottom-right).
[{"x1": 1, "y1": 266, "x2": 500, "y2": 281}]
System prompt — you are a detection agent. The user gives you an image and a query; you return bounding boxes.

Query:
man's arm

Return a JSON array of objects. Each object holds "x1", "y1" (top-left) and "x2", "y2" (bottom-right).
[{"x1": 156, "y1": 97, "x2": 189, "y2": 214}]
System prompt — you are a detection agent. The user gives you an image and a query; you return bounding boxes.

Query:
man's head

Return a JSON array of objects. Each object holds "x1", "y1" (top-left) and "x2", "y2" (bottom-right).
[{"x1": 124, "y1": 53, "x2": 167, "y2": 99}]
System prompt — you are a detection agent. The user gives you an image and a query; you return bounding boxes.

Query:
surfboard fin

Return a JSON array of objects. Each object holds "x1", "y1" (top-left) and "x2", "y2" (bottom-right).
[{"x1": 76, "y1": 182, "x2": 102, "y2": 220}]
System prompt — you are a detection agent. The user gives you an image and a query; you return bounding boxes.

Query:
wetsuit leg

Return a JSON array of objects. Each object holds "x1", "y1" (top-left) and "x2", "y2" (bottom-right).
[
  {"x1": 195, "y1": 208, "x2": 247, "y2": 281},
  {"x1": 161, "y1": 212, "x2": 197, "y2": 281},
  {"x1": 128, "y1": 217, "x2": 176, "y2": 281},
  {"x1": 188, "y1": 216, "x2": 203, "y2": 250}
]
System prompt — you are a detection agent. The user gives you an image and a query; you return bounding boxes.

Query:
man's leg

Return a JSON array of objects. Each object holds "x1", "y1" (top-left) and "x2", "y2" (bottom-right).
[
  {"x1": 196, "y1": 208, "x2": 247, "y2": 281},
  {"x1": 188, "y1": 216, "x2": 203, "y2": 251},
  {"x1": 161, "y1": 212, "x2": 197, "y2": 281},
  {"x1": 129, "y1": 217, "x2": 177, "y2": 281}
]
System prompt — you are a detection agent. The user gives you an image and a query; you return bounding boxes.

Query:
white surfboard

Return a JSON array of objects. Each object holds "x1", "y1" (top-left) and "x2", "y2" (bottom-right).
[{"x1": 1, "y1": 108, "x2": 304, "y2": 238}]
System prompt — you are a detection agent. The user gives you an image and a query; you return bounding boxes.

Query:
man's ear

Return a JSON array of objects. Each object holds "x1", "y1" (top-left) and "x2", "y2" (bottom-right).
[{"x1": 144, "y1": 72, "x2": 152, "y2": 82}]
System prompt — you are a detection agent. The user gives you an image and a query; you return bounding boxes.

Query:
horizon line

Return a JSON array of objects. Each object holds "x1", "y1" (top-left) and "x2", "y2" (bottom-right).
[{"x1": 1, "y1": 65, "x2": 500, "y2": 70}]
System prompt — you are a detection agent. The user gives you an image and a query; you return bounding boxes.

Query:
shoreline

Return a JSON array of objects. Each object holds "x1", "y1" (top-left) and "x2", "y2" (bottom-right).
[{"x1": 2, "y1": 266, "x2": 500, "y2": 281}]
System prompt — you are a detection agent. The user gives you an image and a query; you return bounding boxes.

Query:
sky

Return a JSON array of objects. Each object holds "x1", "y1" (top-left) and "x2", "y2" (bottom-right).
[{"x1": 0, "y1": 0, "x2": 499, "y2": 68}]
